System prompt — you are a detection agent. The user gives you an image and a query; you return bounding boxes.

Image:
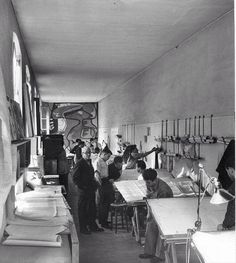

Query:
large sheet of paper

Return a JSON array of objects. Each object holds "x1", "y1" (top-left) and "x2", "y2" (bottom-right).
[
  {"x1": 15, "y1": 205, "x2": 57, "y2": 220},
  {"x1": 2, "y1": 235, "x2": 62, "y2": 247},
  {"x1": 148, "y1": 197, "x2": 227, "y2": 237},
  {"x1": 35, "y1": 185, "x2": 63, "y2": 194},
  {"x1": 192, "y1": 231, "x2": 236, "y2": 263},
  {"x1": 5, "y1": 225, "x2": 66, "y2": 241},
  {"x1": 114, "y1": 180, "x2": 147, "y2": 203},
  {"x1": 7, "y1": 215, "x2": 69, "y2": 227},
  {"x1": 14, "y1": 188, "x2": 68, "y2": 220},
  {"x1": 16, "y1": 190, "x2": 62, "y2": 200}
]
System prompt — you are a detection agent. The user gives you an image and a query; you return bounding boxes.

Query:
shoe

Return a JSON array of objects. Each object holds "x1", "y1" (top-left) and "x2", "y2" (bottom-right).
[
  {"x1": 90, "y1": 227, "x2": 104, "y2": 232},
  {"x1": 139, "y1": 253, "x2": 154, "y2": 259},
  {"x1": 150, "y1": 256, "x2": 165, "y2": 263},
  {"x1": 80, "y1": 229, "x2": 91, "y2": 235},
  {"x1": 101, "y1": 222, "x2": 110, "y2": 229}
]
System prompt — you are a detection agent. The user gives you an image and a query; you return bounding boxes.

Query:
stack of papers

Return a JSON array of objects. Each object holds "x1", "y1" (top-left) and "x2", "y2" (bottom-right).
[
  {"x1": 15, "y1": 189, "x2": 66, "y2": 220},
  {"x1": 3, "y1": 225, "x2": 66, "y2": 247},
  {"x1": 3, "y1": 188, "x2": 70, "y2": 247}
]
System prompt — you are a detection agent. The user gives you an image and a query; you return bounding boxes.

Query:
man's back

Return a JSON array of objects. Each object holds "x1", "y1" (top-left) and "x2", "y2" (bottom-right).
[{"x1": 147, "y1": 178, "x2": 173, "y2": 199}]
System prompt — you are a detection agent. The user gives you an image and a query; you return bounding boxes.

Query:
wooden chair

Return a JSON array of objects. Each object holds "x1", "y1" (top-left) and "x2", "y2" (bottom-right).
[{"x1": 110, "y1": 203, "x2": 129, "y2": 234}]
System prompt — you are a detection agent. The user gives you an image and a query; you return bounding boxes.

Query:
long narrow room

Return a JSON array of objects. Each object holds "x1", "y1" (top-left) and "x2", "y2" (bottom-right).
[{"x1": 0, "y1": 1, "x2": 235, "y2": 263}]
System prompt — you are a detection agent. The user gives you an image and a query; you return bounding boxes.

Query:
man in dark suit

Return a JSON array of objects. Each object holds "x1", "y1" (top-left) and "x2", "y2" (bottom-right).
[{"x1": 72, "y1": 146, "x2": 103, "y2": 234}]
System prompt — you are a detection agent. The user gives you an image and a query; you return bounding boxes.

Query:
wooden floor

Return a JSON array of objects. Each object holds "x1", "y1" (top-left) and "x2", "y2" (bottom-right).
[{"x1": 67, "y1": 173, "x2": 200, "y2": 263}]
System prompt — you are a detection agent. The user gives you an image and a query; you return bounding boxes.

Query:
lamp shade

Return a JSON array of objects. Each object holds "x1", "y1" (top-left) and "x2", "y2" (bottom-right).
[{"x1": 210, "y1": 188, "x2": 235, "y2": 204}]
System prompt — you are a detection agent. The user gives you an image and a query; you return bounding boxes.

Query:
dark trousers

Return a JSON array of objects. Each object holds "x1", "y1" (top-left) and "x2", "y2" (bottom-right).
[
  {"x1": 97, "y1": 179, "x2": 115, "y2": 225},
  {"x1": 77, "y1": 188, "x2": 97, "y2": 231},
  {"x1": 59, "y1": 173, "x2": 68, "y2": 193}
]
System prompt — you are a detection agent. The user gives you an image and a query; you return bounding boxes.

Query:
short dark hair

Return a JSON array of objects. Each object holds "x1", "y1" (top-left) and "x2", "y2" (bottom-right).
[
  {"x1": 137, "y1": 160, "x2": 146, "y2": 170},
  {"x1": 78, "y1": 141, "x2": 85, "y2": 147},
  {"x1": 143, "y1": 168, "x2": 157, "y2": 181},
  {"x1": 123, "y1": 144, "x2": 137, "y2": 163},
  {"x1": 94, "y1": 147, "x2": 100, "y2": 154},
  {"x1": 101, "y1": 146, "x2": 112, "y2": 155},
  {"x1": 113, "y1": 156, "x2": 123, "y2": 164}
]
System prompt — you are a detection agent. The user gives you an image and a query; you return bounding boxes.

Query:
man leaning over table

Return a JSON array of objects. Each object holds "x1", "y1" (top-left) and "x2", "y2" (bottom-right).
[{"x1": 139, "y1": 168, "x2": 173, "y2": 263}]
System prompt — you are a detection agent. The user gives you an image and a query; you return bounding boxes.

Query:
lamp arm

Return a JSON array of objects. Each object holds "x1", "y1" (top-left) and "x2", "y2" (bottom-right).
[
  {"x1": 195, "y1": 163, "x2": 205, "y2": 230},
  {"x1": 200, "y1": 181, "x2": 211, "y2": 202},
  {"x1": 196, "y1": 163, "x2": 215, "y2": 229}
]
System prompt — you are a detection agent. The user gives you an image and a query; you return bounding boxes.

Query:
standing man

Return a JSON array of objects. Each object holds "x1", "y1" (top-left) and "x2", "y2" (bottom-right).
[
  {"x1": 93, "y1": 147, "x2": 112, "y2": 228},
  {"x1": 72, "y1": 146, "x2": 103, "y2": 234},
  {"x1": 108, "y1": 156, "x2": 123, "y2": 182},
  {"x1": 217, "y1": 157, "x2": 235, "y2": 231}
]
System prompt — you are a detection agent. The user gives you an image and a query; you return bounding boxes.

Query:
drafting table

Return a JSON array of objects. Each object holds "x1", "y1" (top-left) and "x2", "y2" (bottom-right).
[
  {"x1": 119, "y1": 169, "x2": 140, "y2": 180},
  {"x1": 114, "y1": 180, "x2": 146, "y2": 242},
  {"x1": 191, "y1": 231, "x2": 235, "y2": 263},
  {"x1": 115, "y1": 169, "x2": 184, "y2": 203},
  {"x1": 147, "y1": 197, "x2": 227, "y2": 263},
  {"x1": 114, "y1": 169, "x2": 201, "y2": 243}
]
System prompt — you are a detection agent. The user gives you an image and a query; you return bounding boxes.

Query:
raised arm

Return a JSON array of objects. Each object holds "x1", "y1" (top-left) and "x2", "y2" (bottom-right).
[{"x1": 138, "y1": 147, "x2": 161, "y2": 159}]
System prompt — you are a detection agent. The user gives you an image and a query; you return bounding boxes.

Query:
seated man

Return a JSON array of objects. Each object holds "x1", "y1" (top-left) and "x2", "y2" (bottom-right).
[
  {"x1": 217, "y1": 158, "x2": 235, "y2": 231},
  {"x1": 139, "y1": 169, "x2": 173, "y2": 263}
]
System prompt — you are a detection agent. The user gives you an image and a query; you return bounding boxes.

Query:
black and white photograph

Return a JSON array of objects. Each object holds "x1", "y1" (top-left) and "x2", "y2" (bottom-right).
[{"x1": 0, "y1": 1, "x2": 235, "y2": 263}]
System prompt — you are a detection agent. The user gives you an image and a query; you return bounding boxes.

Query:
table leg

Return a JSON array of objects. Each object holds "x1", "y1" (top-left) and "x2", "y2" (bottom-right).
[
  {"x1": 164, "y1": 243, "x2": 171, "y2": 263},
  {"x1": 131, "y1": 206, "x2": 141, "y2": 243},
  {"x1": 170, "y1": 243, "x2": 178, "y2": 263},
  {"x1": 134, "y1": 206, "x2": 141, "y2": 243}
]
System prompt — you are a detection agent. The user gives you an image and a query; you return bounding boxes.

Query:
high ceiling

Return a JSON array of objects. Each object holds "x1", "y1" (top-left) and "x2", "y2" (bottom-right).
[{"x1": 11, "y1": 0, "x2": 233, "y2": 102}]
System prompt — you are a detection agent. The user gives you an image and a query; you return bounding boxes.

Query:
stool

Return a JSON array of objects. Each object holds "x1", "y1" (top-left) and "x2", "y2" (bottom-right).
[{"x1": 110, "y1": 203, "x2": 129, "y2": 234}]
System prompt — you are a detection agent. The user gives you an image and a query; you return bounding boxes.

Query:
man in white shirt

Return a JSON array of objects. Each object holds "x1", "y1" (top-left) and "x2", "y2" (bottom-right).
[{"x1": 93, "y1": 147, "x2": 112, "y2": 228}]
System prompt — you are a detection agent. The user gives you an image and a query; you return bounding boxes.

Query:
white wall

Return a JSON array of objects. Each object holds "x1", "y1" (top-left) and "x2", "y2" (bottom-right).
[
  {"x1": 0, "y1": 0, "x2": 37, "y2": 239},
  {"x1": 98, "y1": 12, "x2": 234, "y2": 181}
]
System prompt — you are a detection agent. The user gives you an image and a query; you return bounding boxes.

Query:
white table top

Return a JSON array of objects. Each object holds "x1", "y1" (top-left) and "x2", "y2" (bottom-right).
[
  {"x1": 192, "y1": 231, "x2": 236, "y2": 263},
  {"x1": 148, "y1": 197, "x2": 227, "y2": 238}
]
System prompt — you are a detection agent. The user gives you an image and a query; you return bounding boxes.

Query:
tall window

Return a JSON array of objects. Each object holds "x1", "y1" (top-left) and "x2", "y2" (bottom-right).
[{"x1": 12, "y1": 32, "x2": 22, "y2": 113}]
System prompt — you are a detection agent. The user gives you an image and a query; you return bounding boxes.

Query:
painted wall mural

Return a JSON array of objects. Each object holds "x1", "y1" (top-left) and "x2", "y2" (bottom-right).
[{"x1": 47, "y1": 103, "x2": 98, "y2": 150}]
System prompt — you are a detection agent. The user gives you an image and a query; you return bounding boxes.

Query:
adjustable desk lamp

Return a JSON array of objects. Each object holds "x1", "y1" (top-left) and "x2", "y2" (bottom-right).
[
  {"x1": 194, "y1": 163, "x2": 234, "y2": 231},
  {"x1": 186, "y1": 163, "x2": 235, "y2": 263}
]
